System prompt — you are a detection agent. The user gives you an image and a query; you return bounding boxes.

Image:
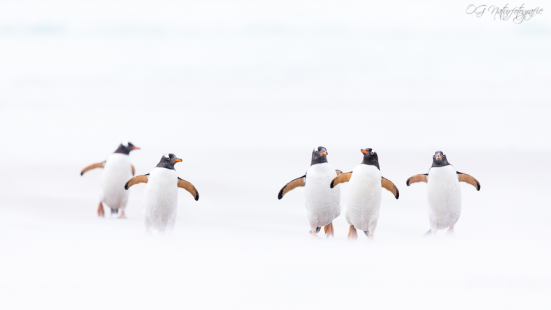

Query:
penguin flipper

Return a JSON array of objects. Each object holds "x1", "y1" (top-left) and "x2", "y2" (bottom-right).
[
  {"x1": 80, "y1": 162, "x2": 104, "y2": 176},
  {"x1": 177, "y1": 177, "x2": 199, "y2": 201},
  {"x1": 330, "y1": 172, "x2": 352, "y2": 188},
  {"x1": 278, "y1": 175, "x2": 306, "y2": 199},
  {"x1": 381, "y1": 177, "x2": 399, "y2": 199},
  {"x1": 457, "y1": 172, "x2": 481, "y2": 191},
  {"x1": 124, "y1": 174, "x2": 149, "y2": 190},
  {"x1": 406, "y1": 174, "x2": 428, "y2": 186},
  {"x1": 131, "y1": 165, "x2": 136, "y2": 176}
]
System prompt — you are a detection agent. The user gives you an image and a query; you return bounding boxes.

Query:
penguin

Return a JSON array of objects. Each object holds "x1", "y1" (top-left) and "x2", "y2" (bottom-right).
[
  {"x1": 406, "y1": 151, "x2": 480, "y2": 235},
  {"x1": 81, "y1": 141, "x2": 140, "y2": 218},
  {"x1": 330, "y1": 148, "x2": 399, "y2": 240},
  {"x1": 278, "y1": 147, "x2": 341, "y2": 237},
  {"x1": 124, "y1": 153, "x2": 199, "y2": 233}
]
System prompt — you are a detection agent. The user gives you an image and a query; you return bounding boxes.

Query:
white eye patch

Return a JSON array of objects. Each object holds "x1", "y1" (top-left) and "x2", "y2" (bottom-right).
[
  {"x1": 121, "y1": 141, "x2": 129, "y2": 147},
  {"x1": 164, "y1": 153, "x2": 171, "y2": 159}
]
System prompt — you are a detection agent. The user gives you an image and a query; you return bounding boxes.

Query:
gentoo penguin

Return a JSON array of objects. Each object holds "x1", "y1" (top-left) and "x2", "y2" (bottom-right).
[
  {"x1": 125, "y1": 153, "x2": 199, "y2": 233},
  {"x1": 278, "y1": 147, "x2": 342, "y2": 237},
  {"x1": 81, "y1": 141, "x2": 140, "y2": 218},
  {"x1": 406, "y1": 151, "x2": 480, "y2": 235},
  {"x1": 330, "y1": 148, "x2": 399, "y2": 240}
]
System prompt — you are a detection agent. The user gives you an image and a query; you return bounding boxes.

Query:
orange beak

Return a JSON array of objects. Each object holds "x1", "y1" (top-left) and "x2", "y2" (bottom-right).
[
  {"x1": 435, "y1": 155, "x2": 442, "y2": 159},
  {"x1": 173, "y1": 158, "x2": 182, "y2": 162},
  {"x1": 361, "y1": 149, "x2": 368, "y2": 154},
  {"x1": 132, "y1": 146, "x2": 140, "y2": 150},
  {"x1": 320, "y1": 152, "x2": 327, "y2": 156}
]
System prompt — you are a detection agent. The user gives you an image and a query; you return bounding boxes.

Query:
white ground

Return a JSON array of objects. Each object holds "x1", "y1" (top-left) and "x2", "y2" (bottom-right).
[{"x1": 1, "y1": 1, "x2": 550, "y2": 309}]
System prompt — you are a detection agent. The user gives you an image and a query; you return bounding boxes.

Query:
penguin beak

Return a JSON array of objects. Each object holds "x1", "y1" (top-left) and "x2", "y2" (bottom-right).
[
  {"x1": 132, "y1": 146, "x2": 140, "y2": 150},
  {"x1": 173, "y1": 158, "x2": 182, "y2": 162},
  {"x1": 361, "y1": 149, "x2": 368, "y2": 154},
  {"x1": 320, "y1": 152, "x2": 327, "y2": 156},
  {"x1": 435, "y1": 155, "x2": 443, "y2": 160}
]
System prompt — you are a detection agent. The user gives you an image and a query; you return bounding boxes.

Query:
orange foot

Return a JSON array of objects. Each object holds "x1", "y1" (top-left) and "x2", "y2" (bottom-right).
[
  {"x1": 119, "y1": 210, "x2": 126, "y2": 219},
  {"x1": 324, "y1": 222, "x2": 334, "y2": 238},
  {"x1": 347, "y1": 225, "x2": 357, "y2": 240},
  {"x1": 97, "y1": 202, "x2": 105, "y2": 217}
]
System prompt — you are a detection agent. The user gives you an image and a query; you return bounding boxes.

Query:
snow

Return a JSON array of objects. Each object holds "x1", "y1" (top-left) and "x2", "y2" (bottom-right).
[{"x1": 0, "y1": 1, "x2": 550, "y2": 309}]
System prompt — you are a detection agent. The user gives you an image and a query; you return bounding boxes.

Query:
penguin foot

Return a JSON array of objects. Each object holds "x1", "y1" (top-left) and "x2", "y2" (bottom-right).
[
  {"x1": 347, "y1": 225, "x2": 357, "y2": 240},
  {"x1": 97, "y1": 202, "x2": 105, "y2": 217},
  {"x1": 324, "y1": 222, "x2": 334, "y2": 238},
  {"x1": 308, "y1": 227, "x2": 321, "y2": 236},
  {"x1": 363, "y1": 231, "x2": 374, "y2": 239},
  {"x1": 118, "y1": 210, "x2": 126, "y2": 219},
  {"x1": 311, "y1": 230, "x2": 318, "y2": 237},
  {"x1": 447, "y1": 226, "x2": 454, "y2": 235}
]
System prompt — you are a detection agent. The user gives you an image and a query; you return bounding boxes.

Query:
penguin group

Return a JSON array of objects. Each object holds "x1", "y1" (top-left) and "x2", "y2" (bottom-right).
[
  {"x1": 278, "y1": 146, "x2": 480, "y2": 239},
  {"x1": 81, "y1": 142, "x2": 199, "y2": 233},
  {"x1": 81, "y1": 142, "x2": 480, "y2": 237}
]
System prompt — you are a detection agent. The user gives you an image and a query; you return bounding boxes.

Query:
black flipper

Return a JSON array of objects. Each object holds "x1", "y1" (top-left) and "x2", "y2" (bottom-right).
[
  {"x1": 363, "y1": 231, "x2": 369, "y2": 237},
  {"x1": 424, "y1": 229, "x2": 431, "y2": 236}
]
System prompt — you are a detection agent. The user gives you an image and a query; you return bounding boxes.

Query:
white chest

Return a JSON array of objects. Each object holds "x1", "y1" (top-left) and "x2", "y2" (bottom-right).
[
  {"x1": 426, "y1": 165, "x2": 462, "y2": 229},
  {"x1": 102, "y1": 154, "x2": 132, "y2": 179},
  {"x1": 145, "y1": 168, "x2": 178, "y2": 197},
  {"x1": 100, "y1": 154, "x2": 132, "y2": 207},
  {"x1": 347, "y1": 164, "x2": 382, "y2": 201},
  {"x1": 345, "y1": 164, "x2": 382, "y2": 231},
  {"x1": 143, "y1": 168, "x2": 179, "y2": 230},
  {"x1": 427, "y1": 165, "x2": 460, "y2": 197},
  {"x1": 304, "y1": 163, "x2": 340, "y2": 202},
  {"x1": 303, "y1": 163, "x2": 341, "y2": 227}
]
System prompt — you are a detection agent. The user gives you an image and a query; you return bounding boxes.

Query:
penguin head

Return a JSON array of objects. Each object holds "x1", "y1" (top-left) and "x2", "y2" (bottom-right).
[
  {"x1": 156, "y1": 153, "x2": 182, "y2": 170},
  {"x1": 361, "y1": 148, "x2": 380, "y2": 169},
  {"x1": 432, "y1": 150, "x2": 450, "y2": 167},
  {"x1": 114, "y1": 141, "x2": 140, "y2": 155},
  {"x1": 311, "y1": 146, "x2": 329, "y2": 165}
]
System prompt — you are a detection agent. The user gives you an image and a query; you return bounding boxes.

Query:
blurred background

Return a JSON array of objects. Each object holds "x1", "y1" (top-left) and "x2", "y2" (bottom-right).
[{"x1": 0, "y1": 1, "x2": 550, "y2": 309}]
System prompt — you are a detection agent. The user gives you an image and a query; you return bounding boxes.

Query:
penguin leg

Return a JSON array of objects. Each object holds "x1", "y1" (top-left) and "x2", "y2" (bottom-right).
[
  {"x1": 347, "y1": 225, "x2": 357, "y2": 240},
  {"x1": 447, "y1": 226, "x2": 454, "y2": 235},
  {"x1": 309, "y1": 227, "x2": 321, "y2": 237},
  {"x1": 330, "y1": 222, "x2": 335, "y2": 237},
  {"x1": 119, "y1": 210, "x2": 126, "y2": 219},
  {"x1": 363, "y1": 231, "x2": 374, "y2": 239},
  {"x1": 324, "y1": 222, "x2": 334, "y2": 238},
  {"x1": 97, "y1": 202, "x2": 105, "y2": 217}
]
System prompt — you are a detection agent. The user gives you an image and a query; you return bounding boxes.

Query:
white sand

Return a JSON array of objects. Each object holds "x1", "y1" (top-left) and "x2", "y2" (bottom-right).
[{"x1": 0, "y1": 1, "x2": 550, "y2": 309}]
